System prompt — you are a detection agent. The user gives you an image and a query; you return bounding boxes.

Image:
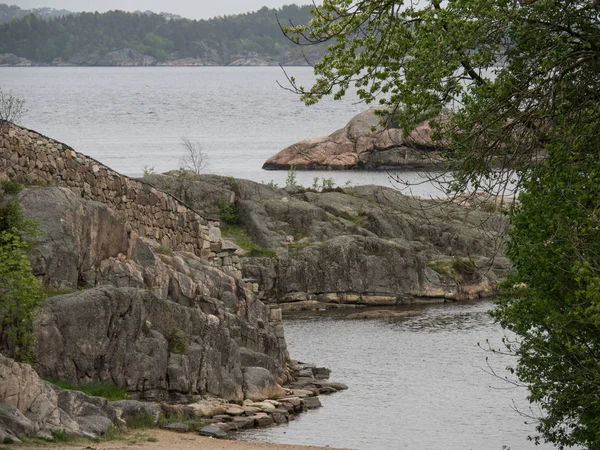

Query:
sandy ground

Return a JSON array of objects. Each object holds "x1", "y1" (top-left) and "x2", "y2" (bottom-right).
[{"x1": 15, "y1": 429, "x2": 350, "y2": 450}]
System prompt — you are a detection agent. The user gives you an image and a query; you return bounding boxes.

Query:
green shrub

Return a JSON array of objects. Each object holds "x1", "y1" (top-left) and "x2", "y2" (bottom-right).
[
  {"x1": 285, "y1": 165, "x2": 297, "y2": 187},
  {"x1": 219, "y1": 199, "x2": 239, "y2": 225},
  {"x1": 167, "y1": 327, "x2": 188, "y2": 354},
  {"x1": 0, "y1": 195, "x2": 44, "y2": 363},
  {"x1": 1, "y1": 181, "x2": 22, "y2": 195}
]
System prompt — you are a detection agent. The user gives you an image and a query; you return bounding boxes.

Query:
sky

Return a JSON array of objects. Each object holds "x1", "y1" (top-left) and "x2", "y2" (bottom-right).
[{"x1": 8, "y1": 0, "x2": 313, "y2": 20}]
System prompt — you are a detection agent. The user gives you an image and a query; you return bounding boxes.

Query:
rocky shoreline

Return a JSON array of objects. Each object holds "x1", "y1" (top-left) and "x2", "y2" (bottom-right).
[
  {"x1": 0, "y1": 51, "x2": 316, "y2": 68},
  {"x1": 0, "y1": 122, "x2": 509, "y2": 446},
  {"x1": 0, "y1": 352, "x2": 345, "y2": 444}
]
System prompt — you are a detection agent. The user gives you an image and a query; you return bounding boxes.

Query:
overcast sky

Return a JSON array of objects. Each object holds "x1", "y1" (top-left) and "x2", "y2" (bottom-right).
[{"x1": 8, "y1": 1, "x2": 312, "y2": 20}]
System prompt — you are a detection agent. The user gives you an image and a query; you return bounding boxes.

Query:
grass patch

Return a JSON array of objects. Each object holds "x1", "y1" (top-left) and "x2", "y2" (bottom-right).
[
  {"x1": 45, "y1": 379, "x2": 128, "y2": 401},
  {"x1": 155, "y1": 246, "x2": 173, "y2": 256},
  {"x1": 126, "y1": 412, "x2": 157, "y2": 430},
  {"x1": 40, "y1": 285, "x2": 75, "y2": 298},
  {"x1": 427, "y1": 258, "x2": 478, "y2": 283},
  {"x1": 221, "y1": 224, "x2": 276, "y2": 257}
]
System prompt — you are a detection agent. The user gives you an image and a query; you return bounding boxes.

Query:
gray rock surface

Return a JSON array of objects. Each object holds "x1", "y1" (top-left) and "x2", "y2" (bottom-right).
[
  {"x1": 0, "y1": 353, "x2": 119, "y2": 440},
  {"x1": 19, "y1": 187, "x2": 128, "y2": 289},
  {"x1": 242, "y1": 367, "x2": 286, "y2": 401},
  {"x1": 263, "y1": 108, "x2": 446, "y2": 170},
  {"x1": 15, "y1": 187, "x2": 288, "y2": 401},
  {"x1": 145, "y1": 173, "x2": 510, "y2": 310},
  {"x1": 35, "y1": 285, "x2": 277, "y2": 401}
]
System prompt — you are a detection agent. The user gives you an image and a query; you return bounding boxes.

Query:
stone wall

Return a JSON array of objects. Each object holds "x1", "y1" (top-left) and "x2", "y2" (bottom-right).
[{"x1": 0, "y1": 121, "x2": 241, "y2": 277}]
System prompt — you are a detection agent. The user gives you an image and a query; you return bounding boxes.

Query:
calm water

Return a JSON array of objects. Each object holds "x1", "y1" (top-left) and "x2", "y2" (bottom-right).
[
  {"x1": 0, "y1": 67, "x2": 541, "y2": 448},
  {"x1": 0, "y1": 66, "x2": 447, "y2": 197},
  {"x1": 240, "y1": 302, "x2": 555, "y2": 450}
]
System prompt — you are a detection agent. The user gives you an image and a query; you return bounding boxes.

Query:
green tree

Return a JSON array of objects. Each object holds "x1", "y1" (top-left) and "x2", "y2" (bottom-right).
[
  {"x1": 0, "y1": 197, "x2": 42, "y2": 363},
  {"x1": 285, "y1": 0, "x2": 600, "y2": 448}
]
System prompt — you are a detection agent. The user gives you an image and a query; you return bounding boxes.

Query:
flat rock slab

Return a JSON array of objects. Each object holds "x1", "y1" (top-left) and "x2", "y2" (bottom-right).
[
  {"x1": 199, "y1": 424, "x2": 228, "y2": 439},
  {"x1": 302, "y1": 397, "x2": 322, "y2": 409},
  {"x1": 161, "y1": 422, "x2": 190, "y2": 433}
]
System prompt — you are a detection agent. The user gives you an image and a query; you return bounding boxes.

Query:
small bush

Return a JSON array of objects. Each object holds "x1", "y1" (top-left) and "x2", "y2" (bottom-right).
[
  {"x1": 219, "y1": 199, "x2": 239, "y2": 225},
  {"x1": 45, "y1": 379, "x2": 128, "y2": 401},
  {"x1": 1, "y1": 181, "x2": 22, "y2": 195},
  {"x1": 320, "y1": 177, "x2": 335, "y2": 191},
  {"x1": 285, "y1": 165, "x2": 297, "y2": 187},
  {"x1": 167, "y1": 327, "x2": 188, "y2": 354},
  {"x1": 142, "y1": 166, "x2": 155, "y2": 177},
  {"x1": 2, "y1": 437, "x2": 14, "y2": 444}
]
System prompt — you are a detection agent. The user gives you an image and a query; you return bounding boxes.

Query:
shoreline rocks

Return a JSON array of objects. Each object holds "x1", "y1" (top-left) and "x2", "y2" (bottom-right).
[
  {"x1": 0, "y1": 49, "x2": 323, "y2": 67},
  {"x1": 262, "y1": 108, "x2": 446, "y2": 171},
  {"x1": 0, "y1": 353, "x2": 343, "y2": 442}
]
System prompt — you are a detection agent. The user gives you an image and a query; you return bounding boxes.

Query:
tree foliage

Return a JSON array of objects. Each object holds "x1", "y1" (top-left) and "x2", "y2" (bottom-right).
[
  {"x1": 0, "y1": 192, "x2": 42, "y2": 363},
  {"x1": 286, "y1": 0, "x2": 600, "y2": 447},
  {"x1": 0, "y1": 5, "x2": 319, "y2": 64}
]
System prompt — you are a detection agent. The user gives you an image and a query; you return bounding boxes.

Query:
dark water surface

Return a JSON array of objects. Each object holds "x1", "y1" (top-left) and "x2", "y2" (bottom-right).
[{"x1": 239, "y1": 302, "x2": 554, "y2": 450}]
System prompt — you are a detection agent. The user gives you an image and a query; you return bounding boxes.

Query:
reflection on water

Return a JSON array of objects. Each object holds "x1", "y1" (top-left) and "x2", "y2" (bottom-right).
[{"x1": 238, "y1": 301, "x2": 555, "y2": 450}]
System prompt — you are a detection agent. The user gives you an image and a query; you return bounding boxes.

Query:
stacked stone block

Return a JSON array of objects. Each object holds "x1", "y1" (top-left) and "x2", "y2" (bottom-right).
[{"x1": 0, "y1": 121, "x2": 241, "y2": 278}]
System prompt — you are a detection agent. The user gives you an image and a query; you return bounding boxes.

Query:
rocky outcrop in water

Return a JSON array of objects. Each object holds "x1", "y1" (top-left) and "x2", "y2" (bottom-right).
[
  {"x1": 263, "y1": 108, "x2": 446, "y2": 171},
  {"x1": 145, "y1": 173, "x2": 510, "y2": 313}
]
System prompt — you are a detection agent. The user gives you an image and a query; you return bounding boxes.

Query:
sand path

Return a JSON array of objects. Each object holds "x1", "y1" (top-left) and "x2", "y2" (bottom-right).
[{"x1": 15, "y1": 429, "x2": 350, "y2": 450}]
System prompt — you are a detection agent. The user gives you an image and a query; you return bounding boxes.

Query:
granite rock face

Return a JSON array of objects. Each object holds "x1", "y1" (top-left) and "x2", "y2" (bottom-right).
[
  {"x1": 13, "y1": 186, "x2": 288, "y2": 402},
  {"x1": 146, "y1": 173, "x2": 511, "y2": 311},
  {"x1": 0, "y1": 354, "x2": 120, "y2": 440},
  {"x1": 263, "y1": 108, "x2": 446, "y2": 171},
  {"x1": 35, "y1": 285, "x2": 283, "y2": 402}
]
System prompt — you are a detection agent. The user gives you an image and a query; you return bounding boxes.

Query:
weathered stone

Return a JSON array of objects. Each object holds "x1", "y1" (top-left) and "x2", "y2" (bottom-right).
[
  {"x1": 199, "y1": 424, "x2": 228, "y2": 438},
  {"x1": 231, "y1": 416, "x2": 254, "y2": 429},
  {"x1": 242, "y1": 367, "x2": 286, "y2": 401},
  {"x1": 302, "y1": 397, "x2": 322, "y2": 409},
  {"x1": 253, "y1": 414, "x2": 274, "y2": 427},
  {"x1": 225, "y1": 406, "x2": 244, "y2": 416},
  {"x1": 189, "y1": 401, "x2": 228, "y2": 418},
  {"x1": 161, "y1": 422, "x2": 189, "y2": 432}
]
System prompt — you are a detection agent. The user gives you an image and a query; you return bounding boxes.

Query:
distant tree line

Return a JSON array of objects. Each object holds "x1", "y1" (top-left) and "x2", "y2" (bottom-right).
[
  {"x1": 0, "y1": 3, "x2": 71, "y2": 24},
  {"x1": 0, "y1": 5, "x2": 317, "y2": 64}
]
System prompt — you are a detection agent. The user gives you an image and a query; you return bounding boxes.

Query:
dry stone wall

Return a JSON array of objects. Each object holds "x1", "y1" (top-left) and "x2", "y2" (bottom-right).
[{"x1": 0, "y1": 121, "x2": 241, "y2": 277}]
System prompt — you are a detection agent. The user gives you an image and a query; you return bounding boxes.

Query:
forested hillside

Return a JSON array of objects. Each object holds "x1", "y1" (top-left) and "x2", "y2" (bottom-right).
[
  {"x1": 0, "y1": 3, "x2": 71, "y2": 23},
  {"x1": 0, "y1": 4, "x2": 322, "y2": 66}
]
